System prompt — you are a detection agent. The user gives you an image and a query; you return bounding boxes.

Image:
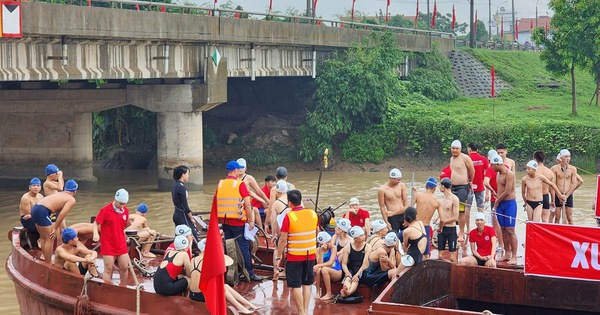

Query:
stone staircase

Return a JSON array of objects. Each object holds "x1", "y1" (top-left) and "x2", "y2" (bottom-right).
[{"x1": 449, "y1": 50, "x2": 511, "y2": 98}]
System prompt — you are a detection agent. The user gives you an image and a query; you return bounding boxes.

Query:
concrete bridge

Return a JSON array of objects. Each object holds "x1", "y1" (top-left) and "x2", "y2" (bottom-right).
[{"x1": 0, "y1": 1, "x2": 455, "y2": 190}]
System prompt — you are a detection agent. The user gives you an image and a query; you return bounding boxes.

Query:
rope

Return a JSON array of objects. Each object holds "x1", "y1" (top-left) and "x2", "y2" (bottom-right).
[
  {"x1": 74, "y1": 272, "x2": 93, "y2": 315},
  {"x1": 128, "y1": 262, "x2": 142, "y2": 315}
]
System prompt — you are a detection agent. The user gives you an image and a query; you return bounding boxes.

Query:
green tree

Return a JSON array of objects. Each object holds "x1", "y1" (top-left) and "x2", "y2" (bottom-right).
[{"x1": 298, "y1": 32, "x2": 407, "y2": 161}]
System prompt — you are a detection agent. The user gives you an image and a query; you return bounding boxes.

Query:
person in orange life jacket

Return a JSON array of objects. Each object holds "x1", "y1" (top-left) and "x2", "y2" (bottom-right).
[
  {"x1": 213, "y1": 160, "x2": 262, "y2": 282},
  {"x1": 343, "y1": 197, "x2": 371, "y2": 235},
  {"x1": 276, "y1": 189, "x2": 319, "y2": 315}
]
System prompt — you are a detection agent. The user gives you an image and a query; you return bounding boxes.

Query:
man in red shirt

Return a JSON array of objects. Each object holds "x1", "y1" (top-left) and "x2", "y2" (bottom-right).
[
  {"x1": 466, "y1": 142, "x2": 489, "y2": 232},
  {"x1": 93, "y1": 188, "x2": 131, "y2": 285},
  {"x1": 343, "y1": 197, "x2": 371, "y2": 234},
  {"x1": 462, "y1": 212, "x2": 497, "y2": 268},
  {"x1": 213, "y1": 161, "x2": 262, "y2": 281},
  {"x1": 439, "y1": 165, "x2": 451, "y2": 180}
]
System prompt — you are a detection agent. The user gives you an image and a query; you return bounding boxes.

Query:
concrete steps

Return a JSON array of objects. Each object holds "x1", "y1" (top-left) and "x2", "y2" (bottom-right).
[{"x1": 449, "y1": 50, "x2": 511, "y2": 98}]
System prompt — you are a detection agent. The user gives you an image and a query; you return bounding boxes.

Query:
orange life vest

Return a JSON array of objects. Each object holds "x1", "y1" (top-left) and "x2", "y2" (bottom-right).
[
  {"x1": 216, "y1": 179, "x2": 247, "y2": 221},
  {"x1": 286, "y1": 208, "x2": 318, "y2": 256}
]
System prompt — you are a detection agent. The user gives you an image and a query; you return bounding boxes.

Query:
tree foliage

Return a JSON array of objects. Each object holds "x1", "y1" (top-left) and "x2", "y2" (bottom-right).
[
  {"x1": 408, "y1": 46, "x2": 460, "y2": 101},
  {"x1": 297, "y1": 32, "x2": 407, "y2": 161},
  {"x1": 388, "y1": 12, "x2": 467, "y2": 35}
]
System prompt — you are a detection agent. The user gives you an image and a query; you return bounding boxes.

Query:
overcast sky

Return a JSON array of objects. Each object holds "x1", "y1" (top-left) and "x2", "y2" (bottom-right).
[{"x1": 208, "y1": 0, "x2": 552, "y2": 23}]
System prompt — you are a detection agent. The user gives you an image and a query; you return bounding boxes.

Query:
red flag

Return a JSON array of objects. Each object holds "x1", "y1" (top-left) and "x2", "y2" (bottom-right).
[
  {"x1": 545, "y1": 20, "x2": 549, "y2": 38},
  {"x1": 500, "y1": 15, "x2": 504, "y2": 39},
  {"x1": 313, "y1": 0, "x2": 318, "y2": 17},
  {"x1": 295, "y1": 17, "x2": 299, "y2": 23},
  {"x1": 530, "y1": 19, "x2": 534, "y2": 31},
  {"x1": 473, "y1": 10, "x2": 478, "y2": 38},
  {"x1": 214, "y1": 0, "x2": 217, "y2": 3},
  {"x1": 414, "y1": 0, "x2": 419, "y2": 28},
  {"x1": 340, "y1": 23, "x2": 344, "y2": 28},
  {"x1": 451, "y1": 4, "x2": 456, "y2": 30},
  {"x1": 160, "y1": 6, "x2": 166, "y2": 12},
  {"x1": 234, "y1": 12, "x2": 239, "y2": 18},
  {"x1": 431, "y1": 0, "x2": 437, "y2": 27},
  {"x1": 515, "y1": 21, "x2": 519, "y2": 40},
  {"x1": 317, "y1": 20, "x2": 322, "y2": 26},
  {"x1": 87, "y1": 0, "x2": 91, "y2": 6},
  {"x1": 269, "y1": 0, "x2": 273, "y2": 11},
  {"x1": 200, "y1": 197, "x2": 227, "y2": 314},
  {"x1": 491, "y1": 65, "x2": 495, "y2": 98},
  {"x1": 135, "y1": 3, "x2": 140, "y2": 11},
  {"x1": 386, "y1": 0, "x2": 390, "y2": 23},
  {"x1": 351, "y1": 0, "x2": 356, "y2": 21}
]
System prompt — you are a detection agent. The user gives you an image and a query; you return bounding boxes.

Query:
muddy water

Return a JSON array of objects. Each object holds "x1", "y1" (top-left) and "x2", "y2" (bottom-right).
[{"x1": 1, "y1": 169, "x2": 597, "y2": 314}]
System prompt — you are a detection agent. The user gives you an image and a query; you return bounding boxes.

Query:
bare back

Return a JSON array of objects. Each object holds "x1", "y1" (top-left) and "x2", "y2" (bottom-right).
[
  {"x1": 414, "y1": 191, "x2": 441, "y2": 225},
  {"x1": 128, "y1": 214, "x2": 147, "y2": 230},
  {"x1": 537, "y1": 164, "x2": 554, "y2": 194}
]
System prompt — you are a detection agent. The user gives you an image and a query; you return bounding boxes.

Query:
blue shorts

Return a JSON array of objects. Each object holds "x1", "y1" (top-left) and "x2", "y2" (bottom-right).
[
  {"x1": 496, "y1": 200, "x2": 517, "y2": 228},
  {"x1": 20, "y1": 215, "x2": 37, "y2": 232},
  {"x1": 31, "y1": 204, "x2": 53, "y2": 227}
]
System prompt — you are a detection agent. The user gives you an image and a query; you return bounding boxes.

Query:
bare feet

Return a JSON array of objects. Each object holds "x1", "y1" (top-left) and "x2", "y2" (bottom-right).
[
  {"x1": 142, "y1": 252, "x2": 156, "y2": 258},
  {"x1": 273, "y1": 269, "x2": 279, "y2": 281},
  {"x1": 501, "y1": 254, "x2": 512, "y2": 262},
  {"x1": 237, "y1": 307, "x2": 254, "y2": 314},
  {"x1": 246, "y1": 304, "x2": 259, "y2": 311},
  {"x1": 319, "y1": 294, "x2": 334, "y2": 301},
  {"x1": 507, "y1": 257, "x2": 517, "y2": 265}
]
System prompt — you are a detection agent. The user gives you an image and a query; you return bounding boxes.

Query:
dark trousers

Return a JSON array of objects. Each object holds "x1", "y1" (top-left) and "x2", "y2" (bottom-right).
[
  {"x1": 222, "y1": 224, "x2": 254, "y2": 277},
  {"x1": 172, "y1": 209, "x2": 199, "y2": 240}
]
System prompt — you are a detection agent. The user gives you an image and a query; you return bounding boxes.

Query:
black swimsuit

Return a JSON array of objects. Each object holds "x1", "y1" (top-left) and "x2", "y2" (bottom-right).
[
  {"x1": 406, "y1": 223, "x2": 427, "y2": 265},
  {"x1": 189, "y1": 258, "x2": 205, "y2": 302}
]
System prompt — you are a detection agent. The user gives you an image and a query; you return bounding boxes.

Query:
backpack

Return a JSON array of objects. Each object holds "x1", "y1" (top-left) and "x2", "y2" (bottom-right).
[{"x1": 224, "y1": 238, "x2": 249, "y2": 286}]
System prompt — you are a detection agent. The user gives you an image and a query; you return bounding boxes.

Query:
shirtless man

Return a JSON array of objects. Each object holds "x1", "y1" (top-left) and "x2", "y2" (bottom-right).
[
  {"x1": 267, "y1": 166, "x2": 296, "y2": 225},
  {"x1": 491, "y1": 155, "x2": 518, "y2": 265},
  {"x1": 53, "y1": 227, "x2": 98, "y2": 277},
  {"x1": 69, "y1": 222, "x2": 95, "y2": 244},
  {"x1": 378, "y1": 168, "x2": 407, "y2": 232},
  {"x1": 551, "y1": 149, "x2": 584, "y2": 224},
  {"x1": 521, "y1": 160, "x2": 565, "y2": 222},
  {"x1": 43, "y1": 163, "x2": 64, "y2": 195},
  {"x1": 533, "y1": 151, "x2": 556, "y2": 223},
  {"x1": 269, "y1": 180, "x2": 290, "y2": 280},
  {"x1": 411, "y1": 177, "x2": 442, "y2": 259},
  {"x1": 495, "y1": 143, "x2": 515, "y2": 171},
  {"x1": 128, "y1": 203, "x2": 157, "y2": 258},
  {"x1": 31, "y1": 179, "x2": 78, "y2": 263},
  {"x1": 237, "y1": 158, "x2": 270, "y2": 228},
  {"x1": 20, "y1": 178, "x2": 44, "y2": 233},
  {"x1": 438, "y1": 178, "x2": 459, "y2": 262},
  {"x1": 449, "y1": 140, "x2": 475, "y2": 242},
  {"x1": 484, "y1": 149, "x2": 506, "y2": 252}
]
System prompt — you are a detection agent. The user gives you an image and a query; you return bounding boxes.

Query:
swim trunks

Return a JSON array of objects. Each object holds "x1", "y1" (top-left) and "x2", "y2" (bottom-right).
[
  {"x1": 31, "y1": 204, "x2": 53, "y2": 227},
  {"x1": 555, "y1": 194, "x2": 574, "y2": 208},
  {"x1": 525, "y1": 200, "x2": 543, "y2": 210},
  {"x1": 496, "y1": 200, "x2": 517, "y2": 228},
  {"x1": 438, "y1": 226, "x2": 457, "y2": 252},
  {"x1": 542, "y1": 193, "x2": 550, "y2": 210},
  {"x1": 451, "y1": 185, "x2": 469, "y2": 212}
]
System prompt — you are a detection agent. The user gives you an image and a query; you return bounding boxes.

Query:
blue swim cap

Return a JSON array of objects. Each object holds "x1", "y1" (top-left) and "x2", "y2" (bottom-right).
[
  {"x1": 62, "y1": 227, "x2": 77, "y2": 243},
  {"x1": 137, "y1": 203, "x2": 148, "y2": 213},
  {"x1": 64, "y1": 179, "x2": 78, "y2": 192},
  {"x1": 45, "y1": 164, "x2": 59, "y2": 175},
  {"x1": 425, "y1": 177, "x2": 437, "y2": 188},
  {"x1": 226, "y1": 160, "x2": 241, "y2": 171},
  {"x1": 30, "y1": 177, "x2": 41, "y2": 186}
]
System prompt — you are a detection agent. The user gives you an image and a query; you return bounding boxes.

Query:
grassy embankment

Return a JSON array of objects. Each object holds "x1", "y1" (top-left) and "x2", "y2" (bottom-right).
[{"x1": 421, "y1": 49, "x2": 600, "y2": 172}]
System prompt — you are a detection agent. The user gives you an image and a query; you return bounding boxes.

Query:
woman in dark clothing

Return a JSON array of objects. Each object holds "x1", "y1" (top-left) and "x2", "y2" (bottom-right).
[
  {"x1": 171, "y1": 165, "x2": 199, "y2": 240},
  {"x1": 395, "y1": 207, "x2": 427, "y2": 278},
  {"x1": 153, "y1": 235, "x2": 191, "y2": 296},
  {"x1": 340, "y1": 226, "x2": 372, "y2": 297}
]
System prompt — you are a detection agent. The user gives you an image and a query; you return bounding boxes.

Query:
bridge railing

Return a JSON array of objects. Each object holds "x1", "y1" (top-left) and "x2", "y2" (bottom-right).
[
  {"x1": 32, "y1": 0, "x2": 454, "y2": 39},
  {"x1": 455, "y1": 39, "x2": 543, "y2": 52}
]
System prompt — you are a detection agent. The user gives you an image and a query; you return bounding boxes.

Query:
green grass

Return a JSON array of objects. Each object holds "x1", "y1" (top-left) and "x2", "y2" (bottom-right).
[{"x1": 434, "y1": 49, "x2": 600, "y2": 127}]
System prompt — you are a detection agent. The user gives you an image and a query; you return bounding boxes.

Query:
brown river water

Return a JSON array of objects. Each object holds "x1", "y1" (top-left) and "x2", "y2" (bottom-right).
[{"x1": 1, "y1": 168, "x2": 598, "y2": 314}]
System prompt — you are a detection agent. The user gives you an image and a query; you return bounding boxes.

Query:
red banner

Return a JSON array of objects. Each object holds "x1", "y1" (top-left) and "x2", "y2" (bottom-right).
[
  {"x1": 525, "y1": 223, "x2": 600, "y2": 281},
  {"x1": 595, "y1": 175, "x2": 600, "y2": 218}
]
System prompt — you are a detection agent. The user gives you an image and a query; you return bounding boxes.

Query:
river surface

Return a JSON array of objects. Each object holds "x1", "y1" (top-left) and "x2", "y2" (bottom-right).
[{"x1": 1, "y1": 168, "x2": 597, "y2": 314}]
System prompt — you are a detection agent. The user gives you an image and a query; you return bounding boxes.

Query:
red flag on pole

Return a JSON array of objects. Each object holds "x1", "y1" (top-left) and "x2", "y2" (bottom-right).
[
  {"x1": 234, "y1": 12, "x2": 239, "y2": 18},
  {"x1": 135, "y1": 3, "x2": 140, "y2": 11},
  {"x1": 414, "y1": 0, "x2": 419, "y2": 28},
  {"x1": 500, "y1": 15, "x2": 504, "y2": 39},
  {"x1": 431, "y1": 0, "x2": 437, "y2": 27},
  {"x1": 530, "y1": 19, "x2": 533, "y2": 31},
  {"x1": 214, "y1": 0, "x2": 217, "y2": 3},
  {"x1": 313, "y1": 0, "x2": 318, "y2": 17},
  {"x1": 160, "y1": 6, "x2": 166, "y2": 12},
  {"x1": 515, "y1": 21, "x2": 519, "y2": 40},
  {"x1": 200, "y1": 197, "x2": 227, "y2": 315},
  {"x1": 545, "y1": 20, "x2": 549, "y2": 38},
  {"x1": 451, "y1": 4, "x2": 456, "y2": 30},
  {"x1": 351, "y1": 0, "x2": 356, "y2": 21},
  {"x1": 473, "y1": 10, "x2": 478, "y2": 38},
  {"x1": 491, "y1": 65, "x2": 495, "y2": 98},
  {"x1": 386, "y1": 0, "x2": 390, "y2": 24},
  {"x1": 269, "y1": 0, "x2": 273, "y2": 11},
  {"x1": 87, "y1": 0, "x2": 91, "y2": 6}
]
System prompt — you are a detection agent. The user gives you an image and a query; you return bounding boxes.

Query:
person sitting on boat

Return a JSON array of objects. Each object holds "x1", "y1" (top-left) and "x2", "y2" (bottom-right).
[
  {"x1": 270, "y1": 179, "x2": 290, "y2": 280},
  {"x1": 251, "y1": 174, "x2": 276, "y2": 232},
  {"x1": 19, "y1": 177, "x2": 43, "y2": 234},
  {"x1": 343, "y1": 197, "x2": 371, "y2": 235},
  {"x1": 53, "y1": 227, "x2": 99, "y2": 277},
  {"x1": 189, "y1": 239, "x2": 259, "y2": 314},
  {"x1": 367, "y1": 219, "x2": 389, "y2": 248},
  {"x1": 394, "y1": 207, "x2": 427, "y2": 277},
  {"x1": 461, "y1": 212, "x2": 497, "y2": 268},
  {"x1": 93, "y1": 188, "x2": 131, "y2": 286},
  {"x1": 31, "y1": 179, "x2": 78, "y2": 264},
  {"x1": 165, "y1": 225, "x2": 194, "y2": 259},
  {"x1": 438, "y1": 178, "x2": 460, "y2": 262},
  {"x1": 340, "y1": 226, "x2": 371, "y2": 297},
  {"x1": 154, "y1": 235, "x2": 191, "y2": 296},
  {"x1": 361, "y1": 232, "x2": 399, "y2": 288},
  {"x1": 318, "y1": 218, "x2": 352, "y2": 301},
  {"x1": 128, "y1": 203, "x2": 157, "y2": 258},
  {"x1": 314, "y1": 231, "x2": 335, "y2": 299}
]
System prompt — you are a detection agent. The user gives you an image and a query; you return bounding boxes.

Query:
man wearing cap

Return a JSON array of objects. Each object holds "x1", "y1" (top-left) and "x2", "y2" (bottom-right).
[
  {"x1": 551, "y1": 149, "x2": 584, "y2": 225},
  {"x1": 53, "y1": 227, "x2": 98, "y2": 276},
  {"x1": 19, "y1": 178, "x2": 44, "y2": 233},
  {"x1": 128, "y1": 203, "x2": 157, "y2": 258},
  {"x1": 213, "y1": 161, "x2": 261, "y2": 281},
  {"x1": 491, "y1": 155, "x2": 517, "y2": 265},
  {"x1": 438, "y1": 178, "x2": 459, "y2": 262},
  {"x1": 411, "y1": 177, "x2": 442, "y2": 259},
  {"x1": 237, "y1": 158, "x2": 270, "y2": 227},
  {"x1": 367, "y1": 220, "x2": 389, "y2": 248},
  {"x1": 268, "y1": 166, "x2": 296, "y2": 218},
  {"x1": 276, "y1": 189, "x2": 319, "y2": 315},
  {"x1": 461, "y1": 212, "x2": 497, "y2": 268},
  {"x1": 466, "y1": 142, "x2": 490, "y2": 232},
  {"x1": 269, "y1": 179, "x2": 290, "y2": 279},
  {"x1": 31, "y1": 179, "x2": 78, "y2": 264},
  {"x1": 43, "y1": 163, "x2": 64, "y2": 196},
  {"x1": 533, "y1": 151, "x2": 556, "y2": 223},
  {"x1": 171, "y1": 165, "x2": 200, "y2": 241},
  {"x1": 378, "y1": 168, "x2": 408, "y2": 232},
  {"x1": 93, "y1": 188, "x2": 131, "y2": 285},
  {"x1": 522, "y1": 160, "x2": 565, "y2": 222},
  {"x1": 343, "y1": 197, "x2": 371, "y2": 235},
  {"x1": 483, "y1": 149, "x2": 508, "y2": 252},
  {"x1": 449, "y1": 140, "x2": 475, "y2": 243}
]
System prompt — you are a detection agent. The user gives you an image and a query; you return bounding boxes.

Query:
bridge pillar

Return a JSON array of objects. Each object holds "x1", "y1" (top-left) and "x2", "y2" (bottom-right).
[{"x1": 156, "y1": 111, "x2": 203, "y2": 191}]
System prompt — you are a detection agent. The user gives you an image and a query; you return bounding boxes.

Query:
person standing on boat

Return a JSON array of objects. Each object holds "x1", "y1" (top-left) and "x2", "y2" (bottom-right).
[
  {"x1": 43, "y1": 163, "x2": 64, "y2": 195},
  {"x1": 522, "y1": 160, "x2": 565, "y2": 222},
  {"x1": 438, "y1": 178, "x2": 459, "y2": 262},
  {"x1": 93, "y1": 188, "x2": 131, "y2": 286},
  {"x1": 154, "y1": 235, "x2": 191, "y2": 296},
  {"x1": 461, "y1": 212, "x2": 497, "y2": 268},
  {"x1": 411, "y1": 177, "x2": 442, "y2": 259},
  {"x1": 128, "y1": 203, "x2": 157, "y2": 258},
  {"x1": 343, "y1": 197, "x2": 371, "y2": 235},
  {"x1": 237, "y1": 158, "x2": 270, "y2": 229},
  {"x1": 19, "y1": 177, "x2": 43, "y2": 234},
  {"x1": 53, "y1": 227, "x2": 99, "y2": 277},
  {"x1": 31, "y1": 179, "x2": 78, "y2": 264},
  {"x1": 276, "y1": 189, "x2": 319, "y2": 315},
  {"x1": 466, "y1": 142, "x2": 490, "y2": 232},
  {"x1": 252, "y1": 174, "x2": 276, "y2": 231},
  {"x1": 551, "y1": 149, "x2": 584, "y2": 225},
  {"x1": 267, "y1": 166, "x2": 296, "y2": 220},
  {"x1": 449, "y1": 140, "x2": 475, "y2": 243},
  {"x1": 378, "y1": 168, "x2": 407, "y2": 233},
  {"x1": 495, "y1": 143, "x2": 516, "y2": 171},
  {"x1": 171, "y1": 165, "x2": 199, "y2": 241},
  {"x1": 491, "y1": 155, "x2": 518, "y2": 265},
  {"x1": 271, "y1": 179, "x2": 290, "y2": 280},
  {"x1": 533, "y1": 151, "x2": 556, "y2": 223},
  {"x1": 214, "y1": 161, "x2": 262, "y2": 281}
]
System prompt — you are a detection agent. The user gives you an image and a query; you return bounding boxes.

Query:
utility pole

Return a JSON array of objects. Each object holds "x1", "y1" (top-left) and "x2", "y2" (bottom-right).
[
  {"x1": 488, "y1": 0, "x2": 492, "y2": 40},
  {"x1": 536, "y1": 0, "x2": 540, "y2": 28},
  {"x1": 307, "y1": 0, "x2": 311, "y2": 17},
  {"x1": 469, "y1": 0, "x2": 474, "y2": 48},
  {"x1": 427, "y1": 0, "x2": 430, "y2": 30},
  {"x1": 511, "y1": 0, "x2": 516, "y2": 42}
]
